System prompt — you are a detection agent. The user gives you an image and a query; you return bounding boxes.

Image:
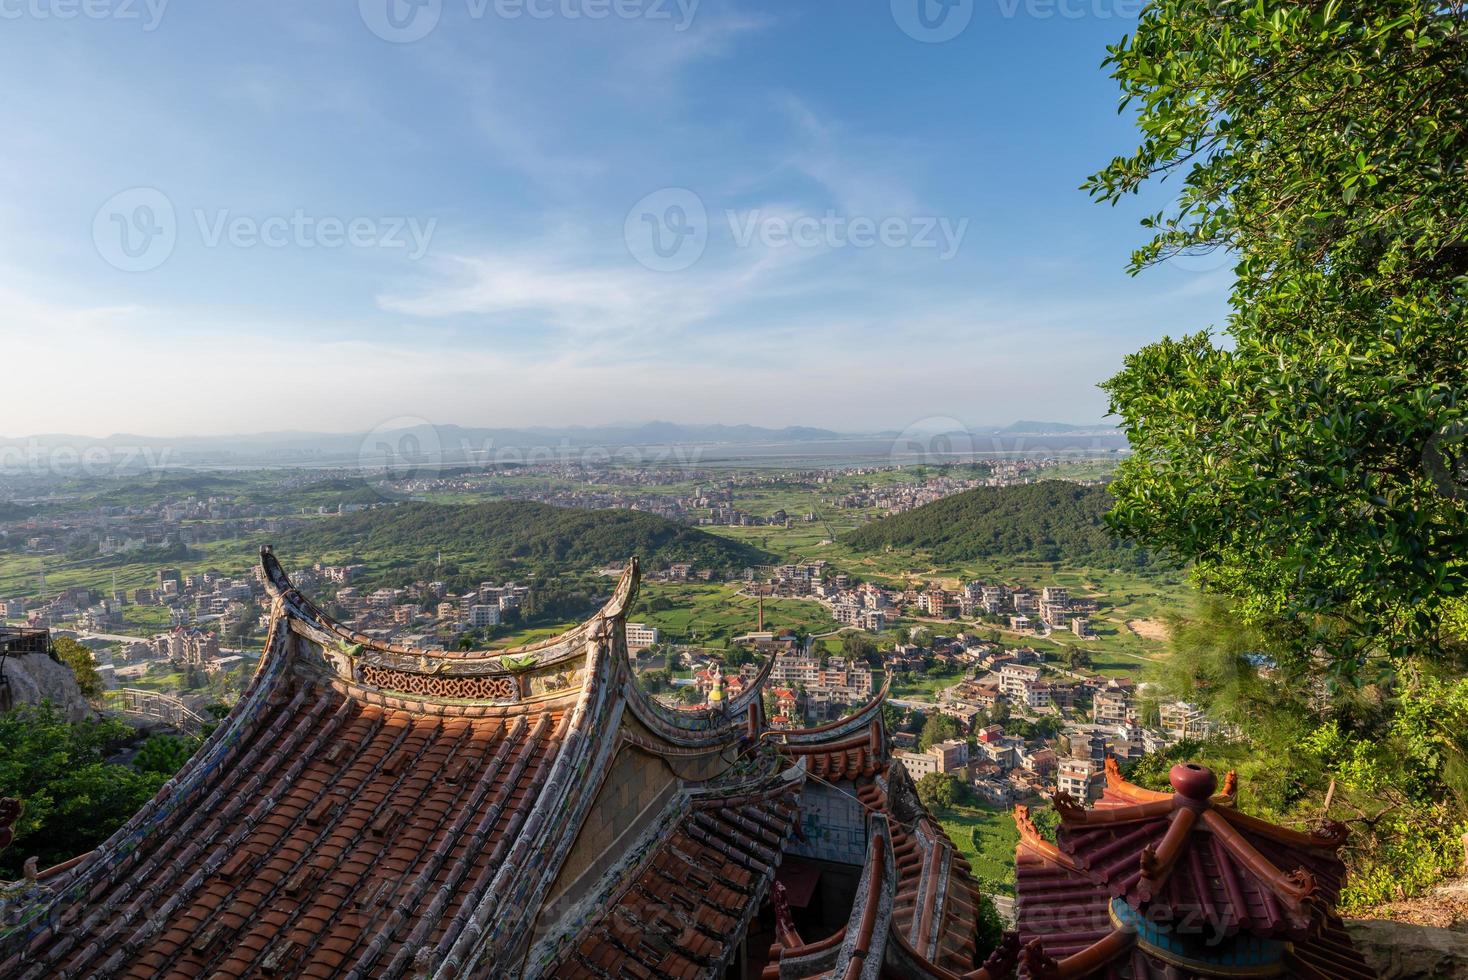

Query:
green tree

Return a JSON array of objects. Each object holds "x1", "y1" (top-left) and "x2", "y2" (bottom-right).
[
  {"x1": 1087, "y1": 0, "x2": 1468, "y2": 669},
  {"x1": 841, "y1": 631, "x2": 877, "y2": 664},
  {"x1": 135, "y1": 733, "x2": 202, "y2": 775},
  {"x1": 1089, "y1": 0, "x2": 1468, "y2": 908},
  {"x1": 52, "y1": 636, "x2": 103, "y2": 702},
  {"x1": 915, "y1": 772, "x2": 961, "y2": 811},
  {"x1": 989, "y1": 699, "x2": 1011, "y2": 726},
  {"x1": 0, "y1": 705, "x2": 166, "y2": 878},
  {"x1": 918, "y1": 712, "x2": 960, "y2": 752}
]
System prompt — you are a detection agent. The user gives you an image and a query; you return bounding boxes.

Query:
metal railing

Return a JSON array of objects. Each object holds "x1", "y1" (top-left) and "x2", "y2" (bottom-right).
[{"x1": 103, "y1": 688, "x2": 209, "y2": 737}]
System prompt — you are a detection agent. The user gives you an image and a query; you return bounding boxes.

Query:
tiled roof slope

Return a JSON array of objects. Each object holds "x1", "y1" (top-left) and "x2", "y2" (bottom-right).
[
  {"x1": 1013, "y1": 758, "x2": 1376, "y2": 979},
  {"x1": 0, "y1": 549, "x2": 641, "y2": 980},
  {"x1": 549, "y1": 766, "x2": 804, "y2": 979}
]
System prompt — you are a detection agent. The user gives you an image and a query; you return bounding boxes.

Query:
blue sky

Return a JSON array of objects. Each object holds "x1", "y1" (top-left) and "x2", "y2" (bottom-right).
[{"x1": 0, "y1": 0, "x2": 1231, "y2": 437}]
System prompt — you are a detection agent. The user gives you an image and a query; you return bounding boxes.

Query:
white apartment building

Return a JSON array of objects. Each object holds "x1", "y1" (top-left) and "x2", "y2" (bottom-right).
[
  {"x1": 999, "y1": 663, "x2": 1042, "y2": 699},
  {"x1": 1057, "y1": 757, "x2": 1104, "y2": 803},
  {"x1": 468, "y1": 605, "x2": 501, "y2": 628},
  {"x1": 1093, "y1": 687, "x2": 1131, "y2": 726},
  {"x1": 625, "y1": 623, "x2": 660, "y2": 651},
  {"x1": 772, "y1": 653, "x2": 821, "y2": 686},
  {"x1": 895, "y1": 749, "x2": 940, "y2": 778},
  {"x1": 1020, "y1": 680, "x2": 1053, "y2": 709}
]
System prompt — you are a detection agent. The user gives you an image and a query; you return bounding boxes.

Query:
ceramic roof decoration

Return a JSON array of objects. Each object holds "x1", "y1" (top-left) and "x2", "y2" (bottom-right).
[{"x1": 1013, "y1": 757, "x2": 1376, "y2": 979}]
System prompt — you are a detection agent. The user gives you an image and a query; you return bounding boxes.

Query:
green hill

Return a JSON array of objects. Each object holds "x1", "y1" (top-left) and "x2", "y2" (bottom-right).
[
  {"x1": 280, "y1": 500, "x2": 772, "y2": 579},
  {"x1": 843, "y1": 481, "x2": 1169, "y2": 570}
]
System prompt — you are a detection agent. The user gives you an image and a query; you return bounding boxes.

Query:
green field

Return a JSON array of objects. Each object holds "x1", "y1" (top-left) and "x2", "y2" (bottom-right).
[
  {"x1": 937, "y1": 803, "x2": 1021, "y2": 893},
  {"x1": 629, "y1": 582, "x2": 837, "y2": 644}
]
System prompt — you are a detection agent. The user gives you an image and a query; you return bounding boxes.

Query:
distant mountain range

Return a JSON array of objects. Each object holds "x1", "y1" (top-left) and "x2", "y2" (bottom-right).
[
  {"x1": 0, "y1": 419, "x2": 1120, "y2": 466},
  {"x1": 992, "y1": 421, "x2": 1115, "y2": 435}
]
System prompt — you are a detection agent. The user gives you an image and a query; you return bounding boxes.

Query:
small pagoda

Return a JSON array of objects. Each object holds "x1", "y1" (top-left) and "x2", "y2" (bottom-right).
[{"x1": 1013, "y1": 757, "x2": 1376, "y2": 979}]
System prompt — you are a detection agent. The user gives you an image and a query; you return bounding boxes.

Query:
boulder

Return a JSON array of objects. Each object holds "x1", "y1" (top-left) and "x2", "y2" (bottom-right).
[
  {"x1": 1347, "y1": 918, "x2": 1468, "y2": 980},
  {"x1": 0, "y1": 655, "x2": 93, "y2": 723}
]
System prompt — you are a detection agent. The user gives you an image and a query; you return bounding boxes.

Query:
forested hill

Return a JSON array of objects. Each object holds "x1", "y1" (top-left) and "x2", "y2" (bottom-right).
[
  {"x1": 280, "y1": 500, "x2": 772, "y2": 579},
  {"x1": 843, "y1": 481, "x2": 1169, "y2": 570}
]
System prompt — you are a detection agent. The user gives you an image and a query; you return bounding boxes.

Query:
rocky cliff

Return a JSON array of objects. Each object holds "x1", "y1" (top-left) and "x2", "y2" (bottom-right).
[
  {"x1": 1349, "y1": 917, "x2": 1468, "y2": 979},
  {"x1": 0, "y1": 655, "x2": 93, "y2": 722}
]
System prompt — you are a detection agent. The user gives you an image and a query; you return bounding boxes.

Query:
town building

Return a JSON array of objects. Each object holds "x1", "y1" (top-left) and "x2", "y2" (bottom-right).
[
  {"x1": 998, "y1": 662, "x2": 1042, "y2": 700},
  {"x1": 468, "y1": 604, "x2": 501, "y2": 628},
  {"x1": 623, "y1": 621, "x2": 659, "y2": 651},
  {"x1": 1160, "y1": 700, "x2": 1211, "y2": 741},
  {"x1": 1056, "y1": 756, "x2": 1104, "y2": 803},
  {"x1": 150, "y1": 626, "x2": 220, "y2": 667},
  {"x1": 1093, "y1": 685, "x2": 1132, "y2": 725}
]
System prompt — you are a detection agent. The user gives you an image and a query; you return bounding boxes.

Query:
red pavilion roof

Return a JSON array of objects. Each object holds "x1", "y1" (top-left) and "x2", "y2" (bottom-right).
[{"x1": 1013, "y1": 758, "x2": 1375, "y2": 980}]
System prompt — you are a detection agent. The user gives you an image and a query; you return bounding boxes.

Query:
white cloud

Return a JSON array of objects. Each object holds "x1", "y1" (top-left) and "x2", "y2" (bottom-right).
[{"x1": 0, "y1": 278, "x2": 1124, "y2": 437}]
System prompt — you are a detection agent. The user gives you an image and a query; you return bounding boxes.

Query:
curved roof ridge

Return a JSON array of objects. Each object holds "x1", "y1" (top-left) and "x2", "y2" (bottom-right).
[
  {"x1": 430, "y1": 613, "x2": 627, "y2": 975},
  {"x1": 617, "y1": 645, "x2": 777, "y2": 750},
  {"x1": 1100, "y1": 756, "x2": 1170, "y2": 803},
  {"x1": 1013, "y1": 805, "x2": 1083, "y2": 873},
  {"x1": 1214, "y1": 799, "x2": 1349, "y2": 850},
  {"x1": 829, "y1": 813, "x2": 896, "y2": 980},
  {"x1": 779, "y1": 673, "x2": 891, "y2": 745},
  {"x1": 1017, "y1": 926, "x2": 1135, "y2": 980},
  {"x1": 619, "y1": 675, "x2": 751, "y2": 749},
  {"x1": 259, "y1": 546, "x2": 638, "y2": 669},
  {"x1": 1200, "y1": 808, "x2": 1327, "y2": 933}
]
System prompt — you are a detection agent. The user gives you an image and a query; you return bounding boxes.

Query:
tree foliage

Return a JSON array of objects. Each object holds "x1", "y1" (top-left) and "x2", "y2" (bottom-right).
[
  {"x1": 915, "y1": 772, "x2": 964, "y2": 810},
  {"x1": 285, "y1": 500, "x2": 772, "y2": 580},
  {"x1": 1088, "y1": 0, "x2": 1468, "y2": 667},
  {"x1": 135, "y1": 733, "x2": 203, "y2": 776},
  {"x1": 843, "y1": 482, "x2": 1170, "y2": 570},
  {"x1": 918, "y1": 712, "x2": 960, "y2": 752},
  {"x1": 52, "y1": 636, "x2": 103, "y2": 702},
  {"x1": 0, "y1": 705, "x2": 166, "y2": 878},
  {"x1": 1092, "y1": 0, "x2": 1468, "y2": 908}
]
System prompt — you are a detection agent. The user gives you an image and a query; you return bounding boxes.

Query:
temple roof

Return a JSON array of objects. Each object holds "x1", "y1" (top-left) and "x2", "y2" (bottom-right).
[
  {"x1": 763, "y1": 688, "x2": 1018, "y2": 980},
  {"x1": 0, "y1": 548, "x2": 643, "y2": 980},
  {"x1": 0, "y1": 547, "x2": 1371, "y2": 980},
  {"x1": 550, "y1": 764, "x2": 804, "y2": 979},
  {"x1": 1013, "y1": 758, "x2": 1376, "y2": 980}
]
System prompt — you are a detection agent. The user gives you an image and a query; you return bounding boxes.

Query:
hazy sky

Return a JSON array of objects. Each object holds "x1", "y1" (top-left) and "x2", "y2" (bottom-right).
[{"x1": 0, "y1": 0, "x2": 1231, "y2": 438}]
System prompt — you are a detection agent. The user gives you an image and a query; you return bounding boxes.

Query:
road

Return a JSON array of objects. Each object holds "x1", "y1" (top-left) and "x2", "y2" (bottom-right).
[{"x1": 888, "y1": 697, "x2": 943, "y2": 711}]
